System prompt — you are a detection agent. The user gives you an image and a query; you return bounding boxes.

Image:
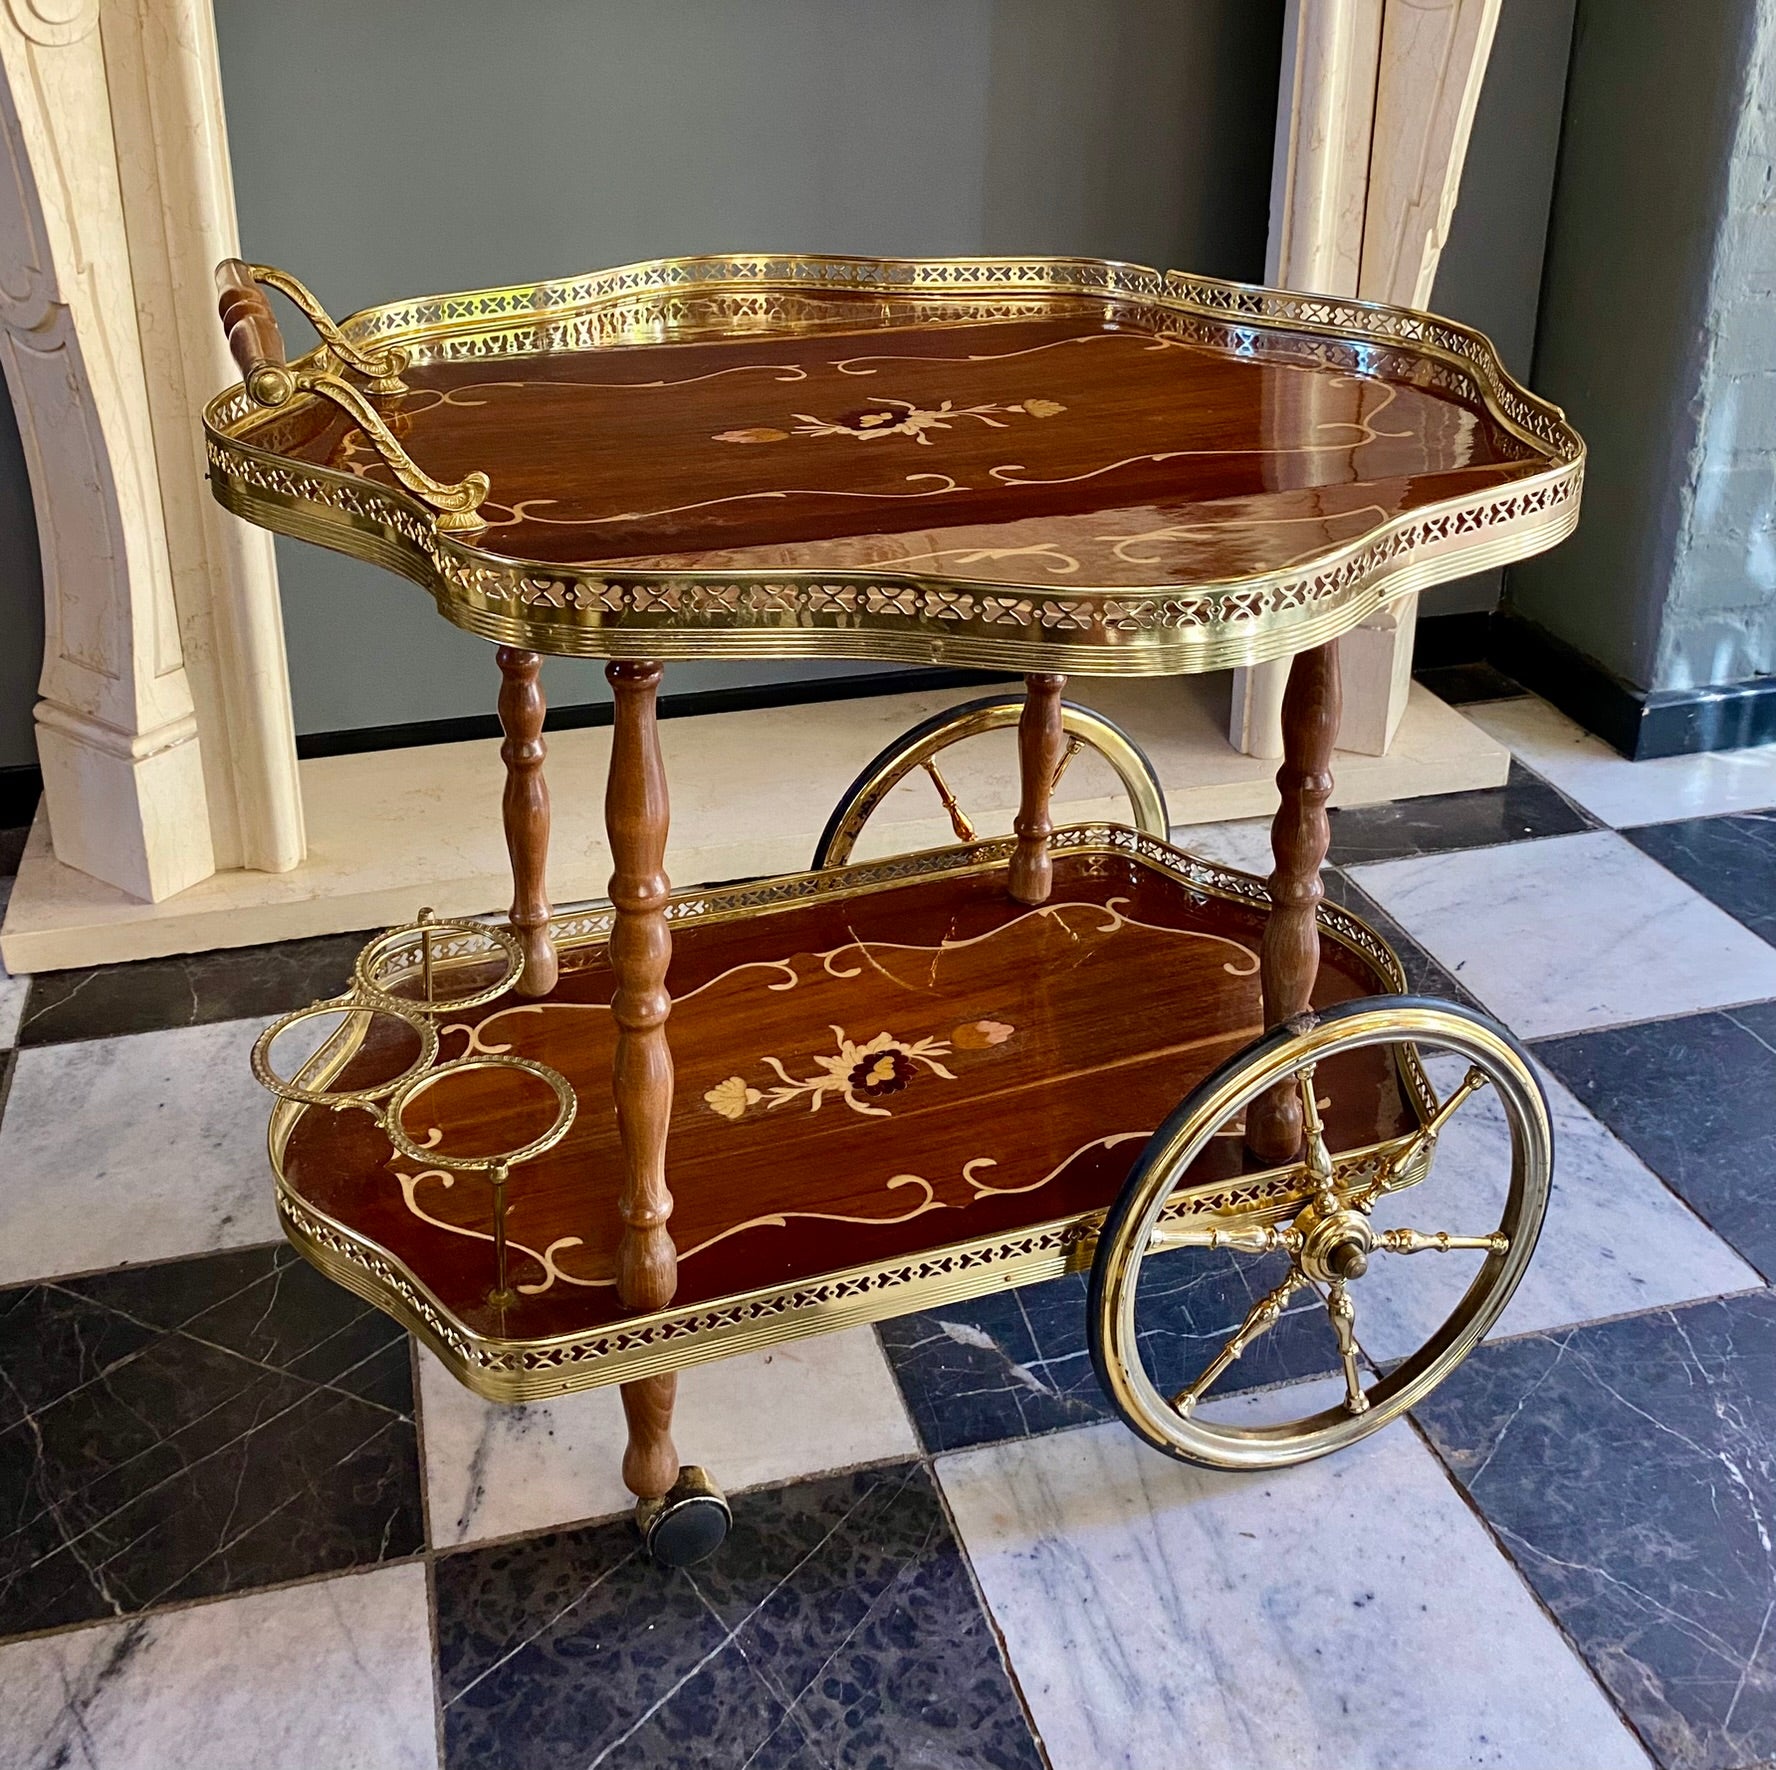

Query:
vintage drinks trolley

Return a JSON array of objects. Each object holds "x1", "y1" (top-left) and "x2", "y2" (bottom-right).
[{"x1": 207, "y1": 254, "x2": 1581, "y2": 1565}]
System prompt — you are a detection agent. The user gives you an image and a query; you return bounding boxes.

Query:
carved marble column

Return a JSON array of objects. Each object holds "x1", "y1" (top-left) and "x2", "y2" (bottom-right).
[{"x1": 0, "y1": 0, "x2": 303, "y2": 902}]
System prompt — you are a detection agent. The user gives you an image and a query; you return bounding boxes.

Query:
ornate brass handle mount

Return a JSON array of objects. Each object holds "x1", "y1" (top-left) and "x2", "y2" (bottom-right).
[{"x1": 215, "y1": 259, "x2": 491, "y2": 535}]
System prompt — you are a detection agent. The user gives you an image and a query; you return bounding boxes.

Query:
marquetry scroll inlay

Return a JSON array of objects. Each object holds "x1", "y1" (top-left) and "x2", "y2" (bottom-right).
[{"x1": 383, "y1": 895, "x2": 1263, "y2": 1297}]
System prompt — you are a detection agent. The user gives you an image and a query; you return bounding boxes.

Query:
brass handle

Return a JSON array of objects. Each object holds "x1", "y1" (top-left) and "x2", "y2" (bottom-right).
[
  {"x1": 217, "y1": 258, "x2": 409, "y2": 394},
  {"x1": 214, "y1": 258, "x2": 490, "y2": 535},
  {"x1": 216, "y1": 258, "x2": 294, "y2": 406}
]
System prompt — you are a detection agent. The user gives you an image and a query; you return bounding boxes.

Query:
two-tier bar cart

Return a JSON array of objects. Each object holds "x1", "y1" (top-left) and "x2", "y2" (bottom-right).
[{"x1": 207, "y1": 253, "x2": 1581, "y2": 1565}]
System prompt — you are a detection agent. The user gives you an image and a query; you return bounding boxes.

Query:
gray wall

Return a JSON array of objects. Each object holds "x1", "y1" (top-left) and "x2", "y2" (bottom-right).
[
  {"x1": 1508, "y1": 0, "x2": 1771, "y2": 693},
  {"x1": 0, "y1": 385, "x2": 43, "y2": 771},
  {"x1": 1644, "y1": 0, "x2": 1776, "y2": 691},
  {"x1": 215, "y1": 0, "x2": 1285, "y2": 735},
  {"x1": 1425, "y1": 0, "x2": 1577, "y2": 615}
]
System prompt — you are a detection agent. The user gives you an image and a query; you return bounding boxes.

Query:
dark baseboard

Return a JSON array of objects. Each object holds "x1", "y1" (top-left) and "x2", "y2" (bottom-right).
[
  {"x1": 0, "y1": 763, "x2": 41, "y2": 832},
  {"x1": 1410, "y1": 610, "x2": 1493, "y2": 670},
  {"x1": 1634, "y1": 678, "x2": 1776, "y2": 759},
  {"x1": 1437, "y1": 608, "x2": 1776, "y2": 761},
  {"x1": 295, "y1": 666, "x2": 1015, "y2": 761}
]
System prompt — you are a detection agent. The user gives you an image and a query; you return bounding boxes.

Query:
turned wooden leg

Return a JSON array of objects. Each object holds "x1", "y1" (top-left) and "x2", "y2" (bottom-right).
[
  {"x1": 1008, "y1": 672, "x2": 1067, "y2": 905},
  {"x1": 605, "y1": 659, "x2": 679, "y2": 1501},
  {"x1": 1247, "y1": 642, "x2": 1341, "y2": 1163},
  {"x1": 496, "y1": 647, "x2": 558, "y2": 997},
  {"x1": 620, "y1": 1371, "x2": 680, "y2": 1500}
]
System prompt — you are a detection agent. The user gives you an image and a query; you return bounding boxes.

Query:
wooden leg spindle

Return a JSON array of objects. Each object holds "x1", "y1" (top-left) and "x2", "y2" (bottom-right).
[
  {"x1": 1247, "y1": 642, "x2": 1341, "y2": 1163},
  {"x1": 1009, "y1": 672, "x2": 1067, "y2": 905},
  {"x1": 496, "y1": 647, "x2": 558, "y2": 997},
  {"x1": 605, "y1": 659, "x2": 680, "y2": 1502}
]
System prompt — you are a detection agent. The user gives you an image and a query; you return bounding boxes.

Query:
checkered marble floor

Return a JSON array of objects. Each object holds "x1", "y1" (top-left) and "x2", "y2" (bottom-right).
[{"x1": 4, "y1": 669, "x2": 1775, "y2": 1770}]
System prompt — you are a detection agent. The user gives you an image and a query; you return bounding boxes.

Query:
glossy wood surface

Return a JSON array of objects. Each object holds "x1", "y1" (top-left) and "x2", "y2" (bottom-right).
[
  {"x1": 604, "y1": 662, "x2": 677, "y2": 1314},
  {"x1": 1009, "y1": 674, "x2": 1065, "y2": 905},
  {"x1": 1249, "y1": 642, "x2": 1343, "y2": 1161},
  {"x1": 215, "y1": 258, "x2": 283, "y2": 381},
  {"x1": 255, "y1": 306, "x2": 1545, "y2": 588},
  {"x1": 603, "y1": 660, "x2": 681, "y2": 1497},
  {"x1": 281, "y1": 852, "x2": 1418, "y2": 1347},
  {"x1": 495, "y1": 647, "x2": 557, "y2": 996}
]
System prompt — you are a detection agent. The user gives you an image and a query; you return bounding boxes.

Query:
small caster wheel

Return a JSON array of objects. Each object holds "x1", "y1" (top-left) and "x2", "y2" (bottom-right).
[{"x1": 636, "y1": 1465, "x2": 731, "y2": 1567}]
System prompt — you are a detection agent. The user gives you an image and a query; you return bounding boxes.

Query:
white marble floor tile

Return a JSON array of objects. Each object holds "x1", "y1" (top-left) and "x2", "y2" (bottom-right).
[
  {"x1": 1353, "y1": 1057, "x2": 1760, "y2": 1365},
  {"x1": 0, "y1": 1564, "x2": 437, "y2": 1770},
  {"x1": 0, "y1": 1017, "x2": 280, "y2": 1284},
  {"x1": 1168, "y1": 816, "x2": 1274, "y2": 875},
  {"x1": 419, "y1": 1325, "x2": 918, "y2": 1546},
  {"x1": 1469, "y1": 696, "x2": 1776, "y2": 826},
  {"x1": 939, "y1": 1397, "x2": 1651, "y2": 1770},
  {"x1": 1351, "y1": 829, "x2": 1776, "y2": 1037}
]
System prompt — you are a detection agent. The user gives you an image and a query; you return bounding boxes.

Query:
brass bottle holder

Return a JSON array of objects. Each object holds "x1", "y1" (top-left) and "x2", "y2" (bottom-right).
[{"x1": 252, "y1": 909, "x2": 576, "y2": 1311}]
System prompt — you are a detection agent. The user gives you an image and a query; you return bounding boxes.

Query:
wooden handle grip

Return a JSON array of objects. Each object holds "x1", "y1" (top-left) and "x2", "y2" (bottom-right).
[{"x1": 216, "y1": 259, "x2": 289, "y2": 399}]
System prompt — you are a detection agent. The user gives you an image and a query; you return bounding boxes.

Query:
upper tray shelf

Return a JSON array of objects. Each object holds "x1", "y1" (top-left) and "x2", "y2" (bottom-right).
[{"x1": 205, "y1": 254, "x2": 1583, "y2": 675}]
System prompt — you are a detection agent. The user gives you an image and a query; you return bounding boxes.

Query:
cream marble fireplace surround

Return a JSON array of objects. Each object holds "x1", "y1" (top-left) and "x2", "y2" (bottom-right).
[{"x1": 0, "y1": 0, "x2": 1504, "y2": 972}]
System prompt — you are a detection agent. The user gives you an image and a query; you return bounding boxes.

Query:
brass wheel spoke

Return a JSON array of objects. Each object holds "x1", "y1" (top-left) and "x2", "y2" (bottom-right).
[
  {"x1": 1377, "y1": 1226, "x2": 1510, "y2": 1255},
  {"x1": 1325, "y1": 1280, "x2": 1368, "y2": 1415},
  {"x1": 1355, "y1": 1064, "x2": 1493, "y2": 1206},
  {"x1": 1145, "y1": 1222, "x2": 1303, "y2": 1257},
  {"x1": 1297, "y1": 1063, "x2": 1333, "y2": 1189},
  {"x1": 1171, "y1": 1272, "x2": 1306, "y2": 1415},
  {"x1": 919, "y1": 758, "x2": 978, "y2": 843},
  {"x1": 1050, "y1": 733, "x2": 1086, "y2": 793}
]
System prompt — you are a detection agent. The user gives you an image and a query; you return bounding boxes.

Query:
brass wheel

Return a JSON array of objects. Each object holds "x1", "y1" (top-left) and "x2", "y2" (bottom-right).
[
  {"x1": 813, "y1": 693, "x2": 1168, "y2": 868},
  {"x1": 1087, "y1": 997, "x2": 1552, "y2": 1469}
]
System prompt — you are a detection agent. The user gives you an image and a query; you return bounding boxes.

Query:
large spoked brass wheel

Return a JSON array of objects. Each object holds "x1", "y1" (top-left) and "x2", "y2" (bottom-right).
[
  {"x1": 813, "y1": 693, "x2": 1169, "y2": 868},
  {"x1": 1088, "y1": 997, "x2": 1552, "y2": 1469}
]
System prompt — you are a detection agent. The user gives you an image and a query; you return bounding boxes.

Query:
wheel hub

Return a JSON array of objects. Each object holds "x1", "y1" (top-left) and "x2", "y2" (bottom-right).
[{"x1": 1292, "y1": 1189, "x2": 1375, "y2": 1285}]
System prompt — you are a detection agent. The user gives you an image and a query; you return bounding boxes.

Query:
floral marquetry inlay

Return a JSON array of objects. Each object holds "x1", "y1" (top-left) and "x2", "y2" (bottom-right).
[
  {"x1": 715, "y1": 395, "x2": 1068, "y2": 447},
  {"x1": 705, "y1": 1021, "x2": 1013, "y2": 1121}
]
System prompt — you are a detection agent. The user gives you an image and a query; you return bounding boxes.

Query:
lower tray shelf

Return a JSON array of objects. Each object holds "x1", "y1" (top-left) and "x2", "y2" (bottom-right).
[{"x1": 274, "y1": 826, "x2": 1428, "y2": 1400}]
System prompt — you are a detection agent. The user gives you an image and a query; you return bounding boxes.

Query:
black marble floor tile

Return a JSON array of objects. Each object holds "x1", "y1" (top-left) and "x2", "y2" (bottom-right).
[
  {"x1": 1326, "y1": 761, "x2": 1594, "y2": 866},
  {"x1": 1415, "y1": 1291, "x2": 1776, "y2": 1770},
  {"x1": 1536, "y1": 1001, "x2": 1776, "y2": 1280},
  {"x1": 435, "y1": 1461, "x2": 1043, "y2": 1770},
  {"x1": 0, "y1": 1242, "x2": 421, "y2": 1639},
  {"x1": 878, "y1": 1250, "x2": 1341, "y2": 1454},
  {"x1": 0, "y1": 824, "x2": 27, "y2": 878},
  {"x1": 1627, "y1": 812, "x2": 1776, "y2": 946},
  {"x1": 1413, "y1": 661, "x2": 1528, "y2": 706},
  {"x1": 17, "y1": 929, "x2": 365, "y2": 1046},
  {"x1": 1321, "y1": 866, "x2": 1484, "y2": 1010}
]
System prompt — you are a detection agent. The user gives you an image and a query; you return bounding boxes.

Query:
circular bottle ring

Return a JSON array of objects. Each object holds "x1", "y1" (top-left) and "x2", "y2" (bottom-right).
[
  {"x1": 354, "y1": 915, "x2": 524, "y2": 1015},
  {"x1": 383, "y1": 1054, "x2": 578, "y2": 1170},
  {"x1": 251, "y1": 998, "x2": 440, "y2": 1109}
]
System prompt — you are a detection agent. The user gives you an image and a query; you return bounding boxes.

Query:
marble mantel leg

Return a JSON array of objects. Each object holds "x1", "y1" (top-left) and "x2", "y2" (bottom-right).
[
  {"x1": 1232, "y1": 0, "x2": 1500, "y2": 763},
  {"x1": 0, "y1": 0, "x2": 303, "y2": 904}
]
